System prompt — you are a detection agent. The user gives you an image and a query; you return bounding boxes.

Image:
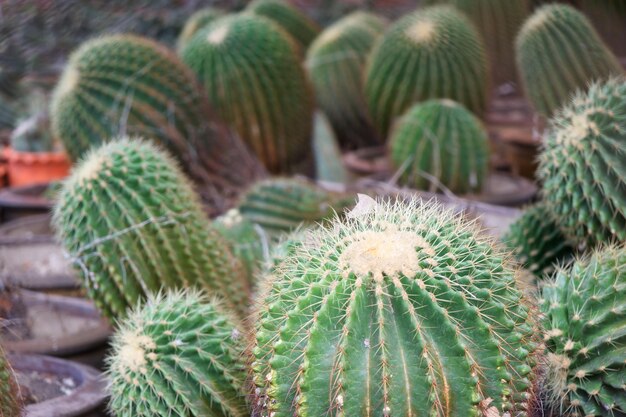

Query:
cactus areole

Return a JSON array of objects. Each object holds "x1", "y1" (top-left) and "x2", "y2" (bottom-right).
[{"x1": 252, "y1": 195, "x2": 537, "y2": 416}]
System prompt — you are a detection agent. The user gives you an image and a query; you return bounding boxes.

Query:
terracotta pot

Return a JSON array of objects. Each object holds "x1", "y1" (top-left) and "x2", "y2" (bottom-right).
[
  {"x1": 0, "y1": 182, "x2": 55, "y2": 222},
  {"x1": 4, "y1": 147, "x2": 70, "y2": 187},
  {"x1": 8, "y1": 353, "x2": 107, "y2": 417}
]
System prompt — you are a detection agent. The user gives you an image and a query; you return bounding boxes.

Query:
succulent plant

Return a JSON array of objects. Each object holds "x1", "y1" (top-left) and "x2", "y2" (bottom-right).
[
  {"x1": 502, "y1": 203, "x2": 575, "y2": 278},
  {"x1": 181, "y1": 14, "x2": 314, "y2": 174},
  {"x1": 364, "y1": 5, "x2": 489, "y2": 138},
  {"x1": 537, "y1": 78, "x2": 626, "y2": 248},
  {"x1": 107, "y1": 289, "x2": 248, "y2": 417},
  {"x1": 176, "y1": 7, "x2": 226, "y2": 52},
  {"x1": 540, "y1": 245, "x2": 626, "y2": 417},
  {"x1": 246, "y1": 0, "x2": 320, "y2": 49},
  {"x1": 389, "y1": 99, "x2": 489, "y2": 194},
  {"x1": 53, "y1": 138, "x2": 250, "y2": 322},
  {"x1": 305, "y1": 11, "x2": 387, "y2": 148},
  {"x1": 516, "y1": 4, "x2": 623, "y2": 117},
  {"x1": 252, "y1": 196, "x2": 537, "y2": 416},
  {"x1": 0, "y1": 345, "x2": 22, "y2": 417},
  {"x1": 50, "y1": 34, "x2": 264, "y2": 215}
]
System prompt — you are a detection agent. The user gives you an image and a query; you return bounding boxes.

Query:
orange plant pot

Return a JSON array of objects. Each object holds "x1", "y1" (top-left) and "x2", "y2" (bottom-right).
[{"x1": 3, "y1": 148, "x2": 71, "y2": 187}]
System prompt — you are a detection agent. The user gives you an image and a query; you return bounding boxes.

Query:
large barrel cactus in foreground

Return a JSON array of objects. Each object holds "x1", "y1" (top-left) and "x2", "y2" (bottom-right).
[
  {"x1": 107, "y1": 290, "x2": 248, "y2": 417},
  {"x1": 305, "y1": 11, "x2": 387, "y2": 148},
  {"x1": 0, "y1": 345, "x2": 21, "y2": 417},
  {"x1": 540, "y1": 245, "x2": 626, "y2": 417},
  {"x1": 389, "y1": 99, "x2": 489, "y2": 194},
  {"x1": 182, "y1": 14, "x2": 314, "y2": 173},
  {"x1": 252, "y1": 196, "x2": 537, "y2": 416},
  {"x1": 50, "y1": 34, "x2": 264, "y2": 215},
  {"x1": 516, "y1": 4, "x2": 623, "y2": 117},
  {"x1": 176, "y1": 7, "x2": 226, "y2": 52},
  {"x1": 538, "y1": 78, "x2": 626, "y2": 248},
  {"x1": 364, "y1": 5, "x2": 489, "y2": 138},
  {"x1": 54, "y1": 138, "x2": 249, "y2": 321}
]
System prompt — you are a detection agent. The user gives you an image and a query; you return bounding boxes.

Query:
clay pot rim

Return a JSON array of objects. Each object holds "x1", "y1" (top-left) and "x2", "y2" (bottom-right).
[{"x1": 3, "y1": 148, "x2": 70, "y2": 165}]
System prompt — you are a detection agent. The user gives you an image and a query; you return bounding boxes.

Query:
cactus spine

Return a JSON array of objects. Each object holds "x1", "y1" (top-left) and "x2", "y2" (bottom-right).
[
  {"x1": 181, "y1": 15, "x2": 314, "y2": 174},
  {"x1": 305, "y1": 11, "x2": 387, "y2": 148},
  {"x1": 176, "y1": 7, "x2": 226, "y2": 52},
  {"x1": 252, "y1": 196, "x2": 537, "y2": 416},
  {"x1": 502, "y1": 203, "x2": 575, "y2": 277},
  {"x1": 107, "y1": 290, "x2": 248, "y2": 417},
  {"x1": 53, "y1": 138, "x2": 250, "y2": 321},
  {"x1": 0, "y1": 345, "x2": 21, "y2": 417},
  {"x1": 537, "y1": 78, "x2": 626, "y2": 248},
  {"x1": 516, "y1": 4, "x2": 623, "y2": 117},
  {"x1": 389, "y1": 99, "x2": 489, "y2": 194},
  {"x1": 364, "y1": 5, "x2": 489, "y2": 138},
  {"x1": 246, "y1": 0, "x2": 320, "y2": 49},
  {"x1": 50, "y1": 34, "x2": 264, "y2": 215},
  {"x1": 540, "y1": 245, "x2": 626, "y2": 417}
]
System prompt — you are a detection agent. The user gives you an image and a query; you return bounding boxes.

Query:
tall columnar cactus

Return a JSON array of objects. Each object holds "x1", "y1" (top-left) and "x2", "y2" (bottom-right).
[
  {"x1": 0, "y1": 345, "x2": 21, "y2": 417},
  {"x1": 537, "y1": 78, "x2": 626, "y2": 248},
  {"x1": 502, "y1": 203, "x2": 575, "y2": 277},
  {"x1": 176, "y1": 7, "x2": 226, "y2": 52},
  {"x1": 50, "y1": 34, "x2": 264, "y2": 215},
  {"x1": 364, "y1": 5, "x2": 489, "y2": 138},
  {"x1": 107, "y1": 290, "x2": 248, "y2": 417},
  {"x1": 53, "y1": 138, "x2": 250, "y2": 322},
  {"x1": 389, "y1": 99, "x2": 489, "y2": 194},
  {"x1": 305, "y1": 11, "x2": 387, "y2": 148},
  {"x1": 181, "y1": 14, "x2": 314, "y2": 174},
  {"x1": 252, "y1": 196, "x2": 537, "y2": 416},
  {"x1": 516, "y1": 4, "x2": 623, "y2": 117},
  {"x1": 540, "y1": 245, "x2": 626, "y2": 417},
  {"x1": 246, "y1": 0, "x2": 320, "y2": 49}
]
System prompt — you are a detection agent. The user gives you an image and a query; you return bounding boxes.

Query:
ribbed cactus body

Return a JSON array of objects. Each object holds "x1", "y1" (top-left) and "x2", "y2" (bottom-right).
[
  {"x1": 107, "y1": 290, "x2": 248, "y2": 417},
  {"x1": 246, "y1": 0, "x2": 320, "y2": 49},
  {"x1": 540, "y1": 246, "x2": 626, "y2": 417},
  {"x1": 53, "y1": 138, "x2": 249, "y2": 321},
  {"x1": 305, "y1": 11, "x2": 387, "y2": 148},
  {"x1": 181, "y1": 14, "x2": 314, "y2": 174},
  {"x1": 252, "y1": 197, "x2": 537, "y2": 416},
  {"x1": 0, "y1": 345, "x2": 21, "y2": 417},
  {"x1": 502, "y1": 203, "x2": 574, "y2": 277},
  {"x1": 516, "y1": 4, "x2": 623, "y2": 117},
  {"x1": 538, "y1": 78, "x2": 626, "y2": 248},
  {"x1": 176, "y1": 7, "x2": 226, "y2": 52},
  {"x1": 389, "y1": 99, "x2": 489, "y2": 194},
  {"x1": 364, "y1": 5, "x2": 489, "y2": 138},
  {"x1": 50, "y1": 34, "x2": 264, "y2": 215}
]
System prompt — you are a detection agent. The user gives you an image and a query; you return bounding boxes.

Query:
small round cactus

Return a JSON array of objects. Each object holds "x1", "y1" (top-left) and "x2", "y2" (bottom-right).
[
  {"x1": 516, "y1": 4, "x2": 623, "y2": 117},
  {"x1": 50, "y1": 34, "x2": 264, "y2": 215},
  {"x1": 252, "y1": 196, "x2": 537, "y2": 416},
  {"x1": 540, "y1": 245, "x2": 626, "y2": 417},
  {"x1": 176, "y1": 7, "x2": 226, "y2": 52},
  {"x1": 107, "y1": 290, "x2": 248, "y2": 417},
  {"x1": 0, "y1": 345, "x2": 21, "y2": 417},
  {"x1": 364, "y1": 5, "x2": 489, "y2": 138},
  {"x1": 246, "y1": 0, "x2": 320, "y2": 49},
  {"x1": 53, "y1": 138, "x2": 250, "y2": 321},
  {"x1": 389, "y1": 99, "x2": 489, "y2": 194},
  {"x1": 502, "y1": 203, "x2": 575, "y2": 277},
  {"x1": 537, "y1": 78, "x2": 626, "y2": 248},
  {"x1": 181, "y1": 14, "x2": 314, "y2": 174},
  {"x1": 305, "y1": 11, "x2": 387, "y2": 148}
]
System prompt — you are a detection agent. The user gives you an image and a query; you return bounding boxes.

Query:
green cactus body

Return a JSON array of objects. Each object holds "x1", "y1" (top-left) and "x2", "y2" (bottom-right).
[
  {"x1": 214, "y1": 209, "x2": 267, "y2": 289},
  {"x1": 305, "y1": 11, "x2": 387, "y2": 148},
  {"x1": 389, "y1": 99, "x2": 489, "y2": 194},
  {"x1": 252, "y1": 196, "x2": 537, "y2": 416},
  {"x1": 50, "y1": 34, "x2": 264, "y2": 215},
  {"x1": 364, "y1": 5, "x2": 489, "y2": 138},
  {"x1": 0, "y1": 346, "x2": 21, "y2": 417},
  {"x1": 176, "y1": 7, "x2": 226, "y2": 52},
  {"x1": 516, "y1": 4, "x2": 623, "y2": 117},
  {"x1": 53, "y1": 138, "x2": 250, "y2": 322},
  {"x1": 502, "y1": 203, "x2": 575, "y2": 277},
  {"x1": 537, "y1": 78, "x2": 626, "y2": 248},
  {"x1": 246, "y1": 0, "x2": 320, "y2": 49},
  {"x1": 107, "y1": 290, "x2": 248, "y2": 417},
  {"x1": 540, "y1": 245, "x2": 626, "y2": 417},
  {"x1": 181, "y1": 15, "x2": 314, "y2": 174}
]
